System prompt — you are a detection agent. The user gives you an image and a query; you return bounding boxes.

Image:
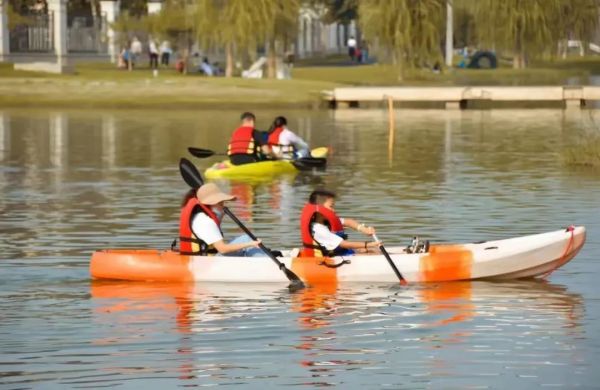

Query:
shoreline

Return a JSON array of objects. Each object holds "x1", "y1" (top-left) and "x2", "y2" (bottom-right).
[{"x1": 1, "y1": 58, "x2": 599, "y2": 109}]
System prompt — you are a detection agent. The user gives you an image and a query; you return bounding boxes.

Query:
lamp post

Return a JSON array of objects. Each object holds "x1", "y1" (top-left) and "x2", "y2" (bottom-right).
[{"x1": 445, "y1": 0, "x2": 453, "y2": 67}]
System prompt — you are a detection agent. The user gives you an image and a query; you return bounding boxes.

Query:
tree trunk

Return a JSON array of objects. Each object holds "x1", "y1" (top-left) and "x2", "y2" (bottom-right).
[
  {"x1": 90, "y1": 0, "x2": 99, "y2": 24},
  {"x1": 557, "y1": 40, "x2": 567, "y2": 59},
  {"x1": 513, "y1": 24, "x2": 527, "y2": 69},
  {"x1": 266, "y1": 38, "x2": 277, "y2": 79},
  {"x1": 225, "y1": 43, "x2": 234, "y2": 77},
  {"x1": 394, "y1": 52, "x2": 404, "y2": 81}
]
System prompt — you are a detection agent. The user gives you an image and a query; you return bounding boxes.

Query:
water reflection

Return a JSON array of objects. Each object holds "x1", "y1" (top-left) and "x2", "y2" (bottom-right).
[
  {"x1": 49, "y1": 113, "x2": 68, "y2": 167},
  {"x1": 89, "y1": 279, "x2": 582, "y2": 386},
  {"x1": 290, "y1": 280, "x2": 583, "y2": 387},
  {"x1": 101, "y1": 114, "x2": 117, "y2": 168},
  {"x1": 0, "y1": 111, "x2": 9, "y2": 162}
]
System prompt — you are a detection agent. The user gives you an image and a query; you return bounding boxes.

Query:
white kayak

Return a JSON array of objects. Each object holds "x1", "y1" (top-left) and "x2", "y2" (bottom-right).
[{"x1": 89, "y1": 227, "x2": 585, "y2": 284}]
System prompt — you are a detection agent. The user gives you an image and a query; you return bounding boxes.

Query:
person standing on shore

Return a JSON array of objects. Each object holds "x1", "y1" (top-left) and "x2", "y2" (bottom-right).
[
  {"x1": 160, "y1": 40, "x2": 172, "y2": 66},
  {"x1": 149, "y1": 38, "x2": 159, "y2": 71},
  {"x1": 130, "y1": 36, "x2": 142, "y2": 69},
  {"x1": 347, "y1": 36, "x2": 357, "y2": 61}
]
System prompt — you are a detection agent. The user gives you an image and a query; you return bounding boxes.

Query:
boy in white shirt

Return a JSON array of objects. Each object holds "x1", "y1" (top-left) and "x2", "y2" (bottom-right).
[{"x1": 300, "y1": 190, "x2": 382, "y2": 257}]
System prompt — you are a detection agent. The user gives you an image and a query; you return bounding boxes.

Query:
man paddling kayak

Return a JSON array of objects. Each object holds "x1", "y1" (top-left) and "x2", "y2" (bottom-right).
[
  {"x1": 300, "y1": 189, "x2": 382, "y2": 257},
  {"x1": 227, "y1": 112, "x2": 271, "y2": 165},
  {"x1": 179, "y1": 183, "x2": 263, "y2": 256}
]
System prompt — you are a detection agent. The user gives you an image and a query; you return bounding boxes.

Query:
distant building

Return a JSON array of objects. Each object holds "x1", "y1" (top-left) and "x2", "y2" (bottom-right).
[
  {"x1": 0, "y1": 0, "x2": 360, "y2": 71},
  {"x1": 295, "y1": 5, "x2": 357, "y2": 59}
]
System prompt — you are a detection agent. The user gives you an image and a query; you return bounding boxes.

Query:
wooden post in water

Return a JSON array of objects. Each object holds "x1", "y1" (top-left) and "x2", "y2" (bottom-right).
[{"x1": 386, "y1": 95, "x2": 395, "y2": 165}]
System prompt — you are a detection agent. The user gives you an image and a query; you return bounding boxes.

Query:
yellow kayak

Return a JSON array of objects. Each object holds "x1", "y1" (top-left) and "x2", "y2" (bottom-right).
[
  {"x1": 204, "y1": 147, "x2": 328, "y2": 180},
  {"x1": 205, "y1": 159, "x2": 299, "y2": 179}
]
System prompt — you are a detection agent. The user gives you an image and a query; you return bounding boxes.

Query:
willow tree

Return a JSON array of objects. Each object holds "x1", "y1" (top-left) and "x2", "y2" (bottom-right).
[
  {"x1": 111, "y1": 10, "x2": 145, "y2": 46},
  {"x1": 469, "y1": 0, "x2": 563, "y2": 68},
  {"x1": 264, "y1": 0, "x2": 300, "y2": 78},
  {"x1": 194, "y1": 0, "x2": 276, "y2": 77},
  {"x1": 358, "y1": 0, "x2": 445, "y2": 79},
  {"x1": 555, "y1": 0, "x2": 600, "y2": 58},
  {"x1": 143, "y1": 1, "x2": 195, "y2": 46},
  {"x1": 319, "y1": 0, "x2": 358, "y2": 24}
]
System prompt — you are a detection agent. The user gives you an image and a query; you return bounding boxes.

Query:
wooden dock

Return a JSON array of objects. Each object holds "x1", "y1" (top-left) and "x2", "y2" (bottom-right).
[{"x1": 322, "y1": 86, "x2": 600, "y2": 109}]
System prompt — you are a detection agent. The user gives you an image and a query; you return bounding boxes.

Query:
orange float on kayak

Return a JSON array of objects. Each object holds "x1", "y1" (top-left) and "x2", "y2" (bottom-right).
[{"x1": 90, "y1": 227, "x2": 586, "y2": 284}]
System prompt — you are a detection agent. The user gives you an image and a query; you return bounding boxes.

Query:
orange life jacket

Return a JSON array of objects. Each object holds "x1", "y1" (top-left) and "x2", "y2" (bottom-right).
[
  {"x1": 228, "y1": 126, "x2": 256, "y2": 156},
  {"x1": 267, "y1": 126, "x2": 295, "y2": 157},
  {"x1": 299, "y1": 203, "x2": 346, "y2": 257},
  {"x1": 179, "y1": 197, "x2": 220, "y2": 255}
]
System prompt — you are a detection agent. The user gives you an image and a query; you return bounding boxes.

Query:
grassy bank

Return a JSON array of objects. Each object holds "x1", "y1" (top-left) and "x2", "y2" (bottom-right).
[
  {"x1": 0, "y1": 57, "x2": 599, "y2": 109},
  {"x1": 0, "y1": 63, "x2": 339, "y2": 109}
]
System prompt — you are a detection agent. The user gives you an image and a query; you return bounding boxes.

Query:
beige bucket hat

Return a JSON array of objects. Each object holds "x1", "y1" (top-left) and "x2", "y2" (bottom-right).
[{"x1": 196, "y1": 183, "x2": 236, "y2": 205}]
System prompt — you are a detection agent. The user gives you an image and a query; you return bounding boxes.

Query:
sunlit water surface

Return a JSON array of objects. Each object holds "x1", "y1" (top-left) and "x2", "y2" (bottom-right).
[{"x1": 1, "y1": 108, "x2": 599, "y2": 389}]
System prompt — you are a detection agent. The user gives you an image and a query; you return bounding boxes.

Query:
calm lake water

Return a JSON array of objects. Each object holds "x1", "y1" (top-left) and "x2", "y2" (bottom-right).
[{"x1": 1, "y1": 108, "x2": 600, "y2": 389}]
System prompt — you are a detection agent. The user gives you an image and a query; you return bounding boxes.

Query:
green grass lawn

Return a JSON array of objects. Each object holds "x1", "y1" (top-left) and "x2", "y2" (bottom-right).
[
  {"x1": 293, "y1": 56, "x2": 600, "y2": 86},
  {"x1": 0, "y1": 56, "x2": 598, "y2": 108}
]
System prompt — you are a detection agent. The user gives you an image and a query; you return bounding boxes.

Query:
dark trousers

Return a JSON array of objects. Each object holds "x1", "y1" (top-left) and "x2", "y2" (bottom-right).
[
  {"x1": 348, "y1": 47, "x2": 356, "y2": 60},
  {"x1": 150, "y1": 53, "x2": 159, "y2": 69},
  {"x1": 161, "y1": 53, "x2": 170, "y2": 66},
  {"x1": 230, "y1": 154, "x2": 259, "y2": 166}
]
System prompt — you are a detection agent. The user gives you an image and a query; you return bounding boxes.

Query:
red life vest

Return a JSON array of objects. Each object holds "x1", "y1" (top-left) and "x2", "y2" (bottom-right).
[
  {"x1": 268, "y1": 126, "x2": 295, "y2": 157},
  {"x1": 267, "y1": 126, "x2": 284, "y2": 145},
  {"x1": 228, "y1": 126, "x2": 256, "y2": 156},
  {"x1": 299, "y1": 203, "x2": 345, "y2": 257},
  {"x1": 179, "y1": 197, "x2": 221, "y2": 255}
]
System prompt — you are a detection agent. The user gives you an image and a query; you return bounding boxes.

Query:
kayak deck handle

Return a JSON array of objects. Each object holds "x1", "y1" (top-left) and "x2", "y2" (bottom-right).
[{"x1": 319, "y1": 259, "x2": 351, "y2": 268}]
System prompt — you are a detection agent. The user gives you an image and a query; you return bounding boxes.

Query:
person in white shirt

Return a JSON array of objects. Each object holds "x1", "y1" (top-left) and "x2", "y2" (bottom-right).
[
  {"x1": 189, "y1": 183, "x2": 262, "y2": 256},
  {"x1": 159, "y1": 40, "x2": 172, "y2": 66},
  {"x1": 266, "y1": 116, "x2": 310, "y2": 159},
  {"x1": 130, "y1": 36, "x2": 142, "y2": 67},
  {"x1": 347, "y1": 36, "x2": 357, "y2": 61},
  {"x1": 149, "y1": 38, "x2": 159, "y2": 70},
  {"x1": 299, "y1": 189, "x2": 382, "y2": 257}
]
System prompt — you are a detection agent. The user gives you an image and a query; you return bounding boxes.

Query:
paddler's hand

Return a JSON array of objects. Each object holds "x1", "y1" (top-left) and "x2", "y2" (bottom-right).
[
  {"x1": 369, "y1": 240, "x2": 382, "y2": 248},
  {"x1": 359, "y1": 224, "x2": 375, "y2": 235},
  {"x1": 249, "y1": 239, "x2": 262, "y2": 248}
]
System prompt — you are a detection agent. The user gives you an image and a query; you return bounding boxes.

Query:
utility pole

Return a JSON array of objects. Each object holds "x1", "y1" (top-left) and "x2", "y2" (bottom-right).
[{"x1": 445, "y1": 0, "x2": 453, "y2": 67}]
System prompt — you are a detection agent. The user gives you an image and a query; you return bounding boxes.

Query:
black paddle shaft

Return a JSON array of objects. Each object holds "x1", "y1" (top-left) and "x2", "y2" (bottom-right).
[
  {"x1": 380, "y1": 245, "x2": 407, "y2": 285},
  {"x1": 373, "y1": 234, "x2": 407, "y2": 285}
]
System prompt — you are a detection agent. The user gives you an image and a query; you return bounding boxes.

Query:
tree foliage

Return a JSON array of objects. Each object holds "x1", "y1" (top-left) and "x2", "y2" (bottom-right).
[
  {"x1": 358, "y1": 0, "x2": 445, "y2": 77},
  {"x1": 466, "y1": 0, "x2": 599, "y2": 68},
  {"x1": 193, "y1": 0, "x2": 299, "y2": 77},
  {"x1": 312, "y1": 0, "x2": 358, "y2": 24}
]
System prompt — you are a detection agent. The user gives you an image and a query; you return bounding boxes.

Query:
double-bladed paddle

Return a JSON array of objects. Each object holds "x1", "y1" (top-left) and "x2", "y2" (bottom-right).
[
  {"x1": 373, "y1": 234, "x2": 408, "y2": 286},
  {"x1": 178, "y1": 157, "x2": 305, "y2": 289},
  {"x1": 187, "y1": 147, "x2": 327, "y2": 170}
]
